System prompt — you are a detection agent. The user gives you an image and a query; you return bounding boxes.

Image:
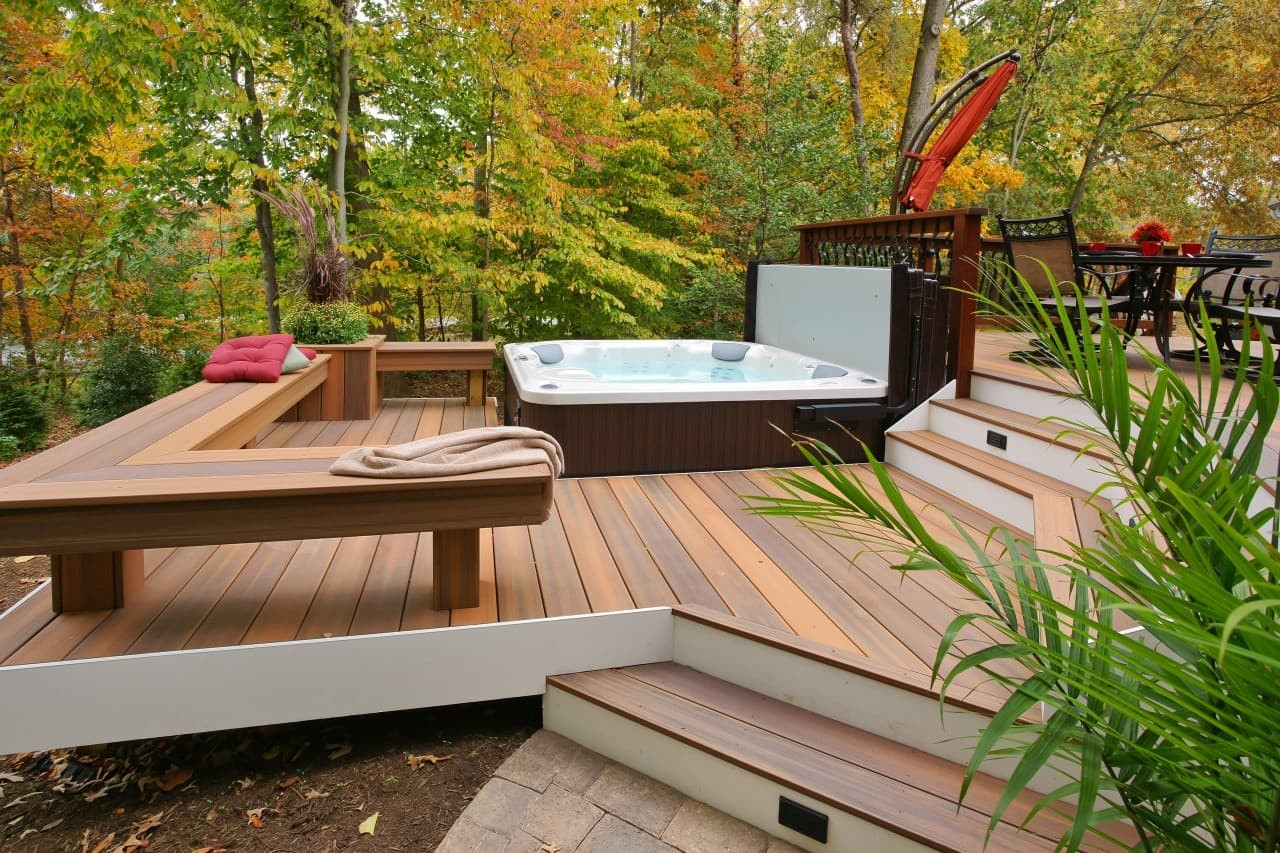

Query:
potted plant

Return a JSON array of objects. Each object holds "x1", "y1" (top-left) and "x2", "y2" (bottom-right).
[
  {"x1": 257, "y1": 184, "x2": 370, "y2": 345},
  {"x1": 1130, "y1": 220, "x2": 1171, "y2": 256}
]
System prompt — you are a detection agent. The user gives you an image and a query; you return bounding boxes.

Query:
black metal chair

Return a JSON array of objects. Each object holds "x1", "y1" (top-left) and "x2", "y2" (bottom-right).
[
  {"x1": 996, "y1": 209, "x2": 1132, "y2": 360},
  {"x1": 1183, "y1": 231, "x2": 1280, "y2": 362}
]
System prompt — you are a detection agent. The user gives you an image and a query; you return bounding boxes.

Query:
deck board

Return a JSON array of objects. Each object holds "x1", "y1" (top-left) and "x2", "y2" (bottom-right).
[
  {"x1": 240, "y1": 538, "x2": 341, "y2": 646},
  {"x1": 349, "y1": 532, "x2": 417, "y2": 636},
  {"x1": 0, "y1": 395, "x2": 1026, "y2": 692},
  {"x1": 296, "y1": 536, "x2": 379, "y2": 640},
  {"x1": 577, "y1": 478, "x2": 677, "y2": 609}
]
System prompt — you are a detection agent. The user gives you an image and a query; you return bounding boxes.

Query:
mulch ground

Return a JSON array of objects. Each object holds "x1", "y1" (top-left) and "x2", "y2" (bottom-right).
[
  {"x1": 0, "y1": 699, "x2": 539, "y2": 851},
  {"x1": 0, "y1": 371, "x2": 540, "y2": 851}
]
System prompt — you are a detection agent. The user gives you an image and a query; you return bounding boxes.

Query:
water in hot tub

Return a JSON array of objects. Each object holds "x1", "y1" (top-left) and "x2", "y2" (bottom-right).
[{"x1": 591, "y1": 357, "x2": 788, "y2": 383}]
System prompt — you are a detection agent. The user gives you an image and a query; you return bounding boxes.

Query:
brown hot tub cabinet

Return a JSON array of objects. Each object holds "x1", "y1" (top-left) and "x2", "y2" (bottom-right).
[
  {"x1": 506, "y1": 266, "x2": 942, "y2": 477},
  {"x1": 512, "y1": 394, "x2": 883, "y2": 477}
]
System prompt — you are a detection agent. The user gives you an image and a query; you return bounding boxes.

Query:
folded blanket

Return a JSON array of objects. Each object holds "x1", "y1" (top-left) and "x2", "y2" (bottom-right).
[{"x1": 329, "y1": 427, "x2": 564, "y2": 479}]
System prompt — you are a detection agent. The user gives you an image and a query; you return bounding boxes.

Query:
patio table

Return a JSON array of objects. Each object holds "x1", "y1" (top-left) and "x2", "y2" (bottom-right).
[{"x1": 1078, "y1": 250, "x2": 1269, "y2": 361}]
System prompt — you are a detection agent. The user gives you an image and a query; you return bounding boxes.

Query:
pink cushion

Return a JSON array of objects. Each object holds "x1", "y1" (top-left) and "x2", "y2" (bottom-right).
[
  {"x1": 299, "y1": 347, "x2": 317, "y2": 360},
  {"x1": 202, "y1": 334, "x2": 296, "y2": 383}
]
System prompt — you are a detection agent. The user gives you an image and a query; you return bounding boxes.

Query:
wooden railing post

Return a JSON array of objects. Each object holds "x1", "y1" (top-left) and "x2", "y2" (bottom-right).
[{"x1": 949, "y1": 210, "x2": 984, "y2": 398}]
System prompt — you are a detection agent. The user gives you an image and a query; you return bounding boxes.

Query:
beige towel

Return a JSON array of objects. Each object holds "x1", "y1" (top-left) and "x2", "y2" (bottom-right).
[{"x1": 329, "y1": 426, "x2": 564, "y2": 479}]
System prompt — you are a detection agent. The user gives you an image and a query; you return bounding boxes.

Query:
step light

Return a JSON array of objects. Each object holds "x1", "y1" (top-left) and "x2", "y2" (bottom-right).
[
  {"x1": 986, "y1": 429, "x2": 1008, "y2": 450},
  {"x1": 778, "y1": 796, "x2": 828, "y2": 843}
]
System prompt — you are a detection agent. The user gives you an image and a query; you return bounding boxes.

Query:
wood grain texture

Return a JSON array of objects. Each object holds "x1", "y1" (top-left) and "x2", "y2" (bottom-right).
[
  {"x1": 432, "y1": 528, "x2": 480, "y2": 610},
  {"x1": 518, "y1": 396, "x2": 879, "y2": 477},
  {"x1": 548, "y1": 666, "x2": 1066, "y2": 853}
]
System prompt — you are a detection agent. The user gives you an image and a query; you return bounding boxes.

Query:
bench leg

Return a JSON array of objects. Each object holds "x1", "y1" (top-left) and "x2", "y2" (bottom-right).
[
  {"x1": 432, "y1": 528, "x2": 480, "y2": 610},
  {"x1": 50, "y1": 550, "x2": 144, "y2": 612},
  {"x1": 467, "y1": 369, "x2": 486, "y2": 408}
]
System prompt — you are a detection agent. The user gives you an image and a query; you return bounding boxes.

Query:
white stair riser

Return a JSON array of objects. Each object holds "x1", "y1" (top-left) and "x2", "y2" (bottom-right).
[
  {"x1": 674, "y1": 620, "x2": 997, "y2": 772},
  {"x1": 969, "y1": 374, "x2": 1099, "y2": 426},
  {"x1": 671, "y1": 617, "x2": 1071, "y2": 794},
  {"x1": 886, "y1": 437, "x2": 1035, "y2": 532},
  {"x1": 927, "y1": 406, "x2": 1112, "y2": 496},
  {"x1": 544, "y1": 685, "x2": 929, "y2": 853}
]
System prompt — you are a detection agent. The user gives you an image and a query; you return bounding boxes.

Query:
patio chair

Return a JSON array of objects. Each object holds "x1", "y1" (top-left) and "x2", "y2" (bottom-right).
[
  {"x1": 996, "y1": 209, "x2": 1133, "y2": 361},
  {"x1": 1184, "y1": 231, "x2": 1280, "y2": 363}
]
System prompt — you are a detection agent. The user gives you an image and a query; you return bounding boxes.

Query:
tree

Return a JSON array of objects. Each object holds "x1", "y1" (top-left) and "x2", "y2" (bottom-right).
[{"x1": 898, "y1": 0, "x2": 948, "y2": 160}]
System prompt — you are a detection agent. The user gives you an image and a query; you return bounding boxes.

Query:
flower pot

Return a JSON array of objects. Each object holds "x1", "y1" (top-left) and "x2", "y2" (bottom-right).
[{"x1": 1140, "y1": 241, "x2": 1163, "y2": 256}]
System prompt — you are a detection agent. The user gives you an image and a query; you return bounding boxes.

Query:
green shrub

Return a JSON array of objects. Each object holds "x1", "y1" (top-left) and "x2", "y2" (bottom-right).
[
  {"x1": 0, "y1": 368, "x2": 50, "y2": 454},
  {"x1": 283, "y1": 301, "x2": 369, "y2": 345},
  {"x1": 158, "y1": 348, "x2": 210, "y2": 397},
  {"x1": 75, "y1": 335, "x2": 164, "y2": 428}
]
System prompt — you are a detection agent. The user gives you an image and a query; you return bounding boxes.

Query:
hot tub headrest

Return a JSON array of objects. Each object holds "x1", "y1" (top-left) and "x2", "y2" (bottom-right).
[
  {"x1": 711, "y1": 342, "x2": 751, "y2": 362},
  {"x1": 531, "y1": 344, "x2": 564, "y2": 364},
  {"x1": 811, "y1": 364, "x2": 848, "y2": 379}
]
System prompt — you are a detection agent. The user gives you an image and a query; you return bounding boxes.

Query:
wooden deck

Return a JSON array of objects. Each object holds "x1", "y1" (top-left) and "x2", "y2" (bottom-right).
[
  {"x1": 0, "y1": 397, "x2": 1013, "y2": 703},
  {"x1": 972, "y1": 328, "x2": 1280, "y2": 460}
]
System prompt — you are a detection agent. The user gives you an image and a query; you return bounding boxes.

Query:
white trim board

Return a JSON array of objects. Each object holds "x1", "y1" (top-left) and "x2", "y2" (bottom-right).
[{"x1": 0, "y1": 608, "x2": 673, "y2": 754}]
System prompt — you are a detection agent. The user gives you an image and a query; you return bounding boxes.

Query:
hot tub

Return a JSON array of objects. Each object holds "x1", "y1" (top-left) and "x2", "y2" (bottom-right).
[{"x1": 504, "y1": 339, "x2": 888, "y2": 476}]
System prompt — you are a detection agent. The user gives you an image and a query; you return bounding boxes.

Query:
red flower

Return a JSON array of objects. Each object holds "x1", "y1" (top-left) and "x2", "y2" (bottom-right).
[{"x1": 1131, "y1": 221, "x2": 1171, "y2": 243}]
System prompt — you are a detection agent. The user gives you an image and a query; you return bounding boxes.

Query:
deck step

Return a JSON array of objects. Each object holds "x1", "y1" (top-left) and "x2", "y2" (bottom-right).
[
  {"x1": 930, "y1": 397, "x2": 1110, "y2": 461},
  {"x1": 546, "y1": 663, "x2": 1081, "y2": 852},
  {"x1": 887, "y1": 429, "x2": 1088, "y2": 531},
  {"x1": 925, "y1": 397, "x2": 1120, "y2": 499},
  {"x1": 968, "y1": 369, "x2": 1100, "y2": 426}
]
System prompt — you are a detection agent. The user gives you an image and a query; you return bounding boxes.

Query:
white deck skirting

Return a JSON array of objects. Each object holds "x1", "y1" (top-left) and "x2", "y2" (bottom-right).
[{"x1": 0, "y1": 607, "x2": 673, "y2": 754}]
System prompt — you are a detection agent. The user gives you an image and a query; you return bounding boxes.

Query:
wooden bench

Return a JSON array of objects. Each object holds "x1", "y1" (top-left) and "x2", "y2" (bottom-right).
[
  {"x1": 376, "y1": 341, "x2": 494, "y2": 407},
  {"x1": 0, "y1": 347, "x2": 553, "y2": 613}
]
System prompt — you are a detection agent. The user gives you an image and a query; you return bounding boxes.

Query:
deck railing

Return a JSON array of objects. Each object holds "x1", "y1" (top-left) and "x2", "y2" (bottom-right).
[{"x1": 793, "y1": 208, "x2": 987, "y2": 398}]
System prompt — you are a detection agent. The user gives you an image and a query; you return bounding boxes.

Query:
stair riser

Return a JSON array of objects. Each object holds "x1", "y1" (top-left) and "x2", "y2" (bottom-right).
[
  {"x1": 544, "y1": 685, "x2": 930, "y2": 853},
  {"x1": 672, "y1": 618, "x2": 993, "y2": 769},
  {"x1": 927, "y1": 406, "x2": 1111, "y2": 496},
  {"x1": 969, "y1": 375, "x2": 1099, "y2": 426},
  {"x1": 886, "y1": 438, "x2": 1035, "y2": 531}
]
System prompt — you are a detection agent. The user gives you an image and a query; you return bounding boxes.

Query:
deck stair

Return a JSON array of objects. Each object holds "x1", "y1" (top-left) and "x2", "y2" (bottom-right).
[
  {"x1": 886, "y1": 366, "x2": 1120, "y2": 537},
  {"x1": 545, "y1": 606, "x2": 1118, "y2": 851}
]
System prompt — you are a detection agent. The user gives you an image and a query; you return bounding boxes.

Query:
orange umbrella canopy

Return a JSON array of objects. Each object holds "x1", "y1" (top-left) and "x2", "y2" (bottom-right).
[{"x1": 899, "y1": 59, "x2": 1019, "y2": 213}]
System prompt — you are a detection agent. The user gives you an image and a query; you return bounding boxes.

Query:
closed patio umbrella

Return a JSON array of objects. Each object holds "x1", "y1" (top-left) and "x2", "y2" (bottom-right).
[{"x1": 898, "y1": 56, "x2": 1019, "y2": 213}]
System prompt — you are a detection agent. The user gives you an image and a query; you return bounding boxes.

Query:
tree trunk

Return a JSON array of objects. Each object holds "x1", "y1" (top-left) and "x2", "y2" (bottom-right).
[
  {"x1": 1, "y1": 160, "x2": 37, "y2": 369},
  {"x1": 327, "y1": 0, "x2": 354, "y2": 246},
  {"x1": 234, "y1": 54, "x2": 281, "y2": 333},
  {"x1": 898, "y1": 0, "x2": 947, "y2": 156},
  {"x1": 838, "y1": 0, "x2": 869, "y2": 174},
  {"x1": 470, "y1": 92, "x2": 497, "y2": 342}
]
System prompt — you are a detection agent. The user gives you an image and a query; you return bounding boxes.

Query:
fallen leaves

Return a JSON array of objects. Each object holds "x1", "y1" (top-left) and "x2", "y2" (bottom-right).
[
  {"x1": 245, "y1": 806, "x2": 278, "y2": 828},
  {"x1": 156, "y1": 766, "x2": 193, "y2": 792},
  {"x1": 18, "y1": 577, "x2": 46, "y2": 585},
  {"x1": 13, "y1": 555, "x2": 35, "y2": 564},
  {"x1": 85, "y1": 831, "x2": 115, "y2": 853},
  {"x1": 108, "y1": 810, "x2": 165, "y2": 852},
  {"x1": 539, "y1": 844, "x2": 561, "y2": 853},
  {"x1": 326, "y1": 742, "x2": 352, "y2": 761},
  {"x1": 357, "y1": 811, "x2": 379, "y2": 836},
  {"x1": 407, "y1": 753, "x2": 455, "y2": 771},
  {"x1": 276, "y1": 775, "x2": 300, "y2": 790},
  {"x1": 300, "y1": 788, "x2": 329, "y2": 801}
]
